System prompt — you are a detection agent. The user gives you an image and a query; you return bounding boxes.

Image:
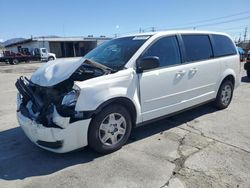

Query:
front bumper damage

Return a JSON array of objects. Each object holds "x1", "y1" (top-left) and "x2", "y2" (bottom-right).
[{"x1": 15, "y1": 77, "x2": 91, "y2": 153}]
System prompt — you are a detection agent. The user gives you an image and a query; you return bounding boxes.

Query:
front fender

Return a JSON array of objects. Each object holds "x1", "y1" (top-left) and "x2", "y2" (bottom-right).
[
  {"x1": 74, "y1": 68, "x2": 142, "y2": 122},
  {"x1": 76, "y1": 86, "x2": 131, "y2": 111}
]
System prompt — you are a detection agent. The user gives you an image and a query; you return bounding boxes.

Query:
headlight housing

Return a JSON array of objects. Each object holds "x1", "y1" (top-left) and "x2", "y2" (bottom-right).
[{"x1": 61, "y1": 89, "x2": 80, "y2": 107}]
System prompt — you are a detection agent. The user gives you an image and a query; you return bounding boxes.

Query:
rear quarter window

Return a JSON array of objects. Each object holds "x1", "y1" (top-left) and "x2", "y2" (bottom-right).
[
  {"x1": 182, "y1": 35, "x2": 213, "y2": 62},
  {"x1": 212, "y1": 35, "x2": 237, "y2": 57}
]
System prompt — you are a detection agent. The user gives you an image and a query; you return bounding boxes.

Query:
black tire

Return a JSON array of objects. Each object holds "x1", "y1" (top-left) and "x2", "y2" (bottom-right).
[
  {"x1": 244, "y1": 62, "x2": 250, "y2": 71},
  {"x1": 88, "y1": 104, "x2": 132, "y2": 154},
  {"x1": 48, "y1": 56, "x2": 54, "y2": 61},
  {"x1": 215, "y1": 80, "x2": 234, "y2": 110},
  {"x1": 247, "y1": 71, "x2": 250, "y2": 78},
  {"x1": 9, "y1": 60, "x2": 14, "y2": 65},
  {"x1": 12, "y1": 59, "x2": 19, "y2": 65}
]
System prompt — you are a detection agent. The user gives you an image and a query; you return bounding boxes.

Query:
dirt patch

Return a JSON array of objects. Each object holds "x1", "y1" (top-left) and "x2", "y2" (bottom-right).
[
  {"x1": 0, "y1": 68, "x2": 38, "y2": 74},
  {"x1": 0, "y1": 62, "x2": 42, "y2": 74}
]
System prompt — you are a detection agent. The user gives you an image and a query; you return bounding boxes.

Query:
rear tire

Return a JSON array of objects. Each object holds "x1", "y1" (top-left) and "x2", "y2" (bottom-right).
[
  {"x1": 9, "y1": 60, "x2": 14, "y2": 65},
  {"x1": 247, "y1": 71, "x2": 250, "y2": 78},
  {"x1": 12, "y1": 59, "x2": 19, "y2": 65},
  {"x1": 88, "y1": 104, "x2": 132, "y2": 154},
  {"x1": 214, "y1": 80, "x2": 234, "y2": 110}
]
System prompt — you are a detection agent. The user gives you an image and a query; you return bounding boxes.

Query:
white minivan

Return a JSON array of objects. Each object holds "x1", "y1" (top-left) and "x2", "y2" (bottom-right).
[{"x1": 16, "y1": 31, "x2": 240, "y2": 153}]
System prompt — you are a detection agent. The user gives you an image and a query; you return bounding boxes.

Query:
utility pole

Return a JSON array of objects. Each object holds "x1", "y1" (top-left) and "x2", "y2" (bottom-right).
[
  {"x1": 151, "y1": 27, "x2": 155, "y2": 32},
  {"x1": 139, "y1": 27, "x2": 142, "y2": 33},
  {"x1": 238, "y1": 33, "x2": 242, "y2": 43},
  {"x1": 42, "y1": 36, "x2": 45, "y2": 48},
  {"x1": 243, "y1": 27, "x2": 248, "y2": 42}
]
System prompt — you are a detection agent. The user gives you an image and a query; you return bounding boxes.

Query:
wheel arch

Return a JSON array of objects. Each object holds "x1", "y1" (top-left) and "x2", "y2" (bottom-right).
[
  {"x1": 217, "y1": 68, "x2": 237, "y2": 92},
  {"x1": 221, "y1": 74, "x2": 235, "y2": 88},
  {"x1": 91, "y1": 97, "x2": 137, "y2": 128},
  {"x1": 48, "y1": 56, "x2": 55, "y2": 60},
  {"x1": 214, "y1": 74, "x2": 235, "y2": 109}
]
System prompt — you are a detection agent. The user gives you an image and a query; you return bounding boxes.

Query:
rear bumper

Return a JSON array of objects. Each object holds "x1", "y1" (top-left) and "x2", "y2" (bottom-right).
[{"x1": 16, "y1": 94, "x2": 91, "y2": 153}]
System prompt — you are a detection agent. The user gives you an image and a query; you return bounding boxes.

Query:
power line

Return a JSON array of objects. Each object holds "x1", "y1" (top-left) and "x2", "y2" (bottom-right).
[
  {"x1": 189, "y1": 15, "x2": 250, "y2": 29},
  {"x1": 155, "y1": 15, "x2": 250, "y2": 31},
  {"x1": 217, "y1": 25, "x2": 250, "y2": 31},
  {"x1": 109, "y1": 10, "x2": 250, "y2": 37},
  {"x1": 155, "y1": 10, "x2": 250, "y2": 31},
  {"x1": 177, "y1": 10, "x2": 250, "y2": 26},
  {"x1": 154, "y1": 16, "x2": 249, "y2": 31}
]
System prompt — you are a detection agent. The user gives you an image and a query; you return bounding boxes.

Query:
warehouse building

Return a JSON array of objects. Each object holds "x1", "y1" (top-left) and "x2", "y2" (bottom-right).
[{"x1": 4, "y1": 36, "x2": 111, "y2": 58}]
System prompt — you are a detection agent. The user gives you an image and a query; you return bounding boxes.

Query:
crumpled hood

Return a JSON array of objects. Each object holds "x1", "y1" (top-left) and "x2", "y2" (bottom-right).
[{"x1": 31, "y1": 57, "x2": 85, "y2": 87}]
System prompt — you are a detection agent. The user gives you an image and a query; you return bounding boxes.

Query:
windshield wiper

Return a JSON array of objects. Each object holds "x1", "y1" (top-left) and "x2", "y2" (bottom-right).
[{"x1": 84, "y1": 58, "x2": 115, "y2": 73}]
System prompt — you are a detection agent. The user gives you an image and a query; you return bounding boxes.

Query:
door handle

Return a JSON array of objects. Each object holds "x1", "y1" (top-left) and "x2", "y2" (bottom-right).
[
  {"x1": 176, "y1": 70, "x2": 186, "y2": 78},
  {"x1": 189, "y1": 68, "x2": 198, "y2": 74}
]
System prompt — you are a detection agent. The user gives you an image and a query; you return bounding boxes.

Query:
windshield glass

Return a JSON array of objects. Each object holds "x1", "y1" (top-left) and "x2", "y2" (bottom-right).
[{"x1": 84, "y1": 36, "x2": 151, "y2": 70}]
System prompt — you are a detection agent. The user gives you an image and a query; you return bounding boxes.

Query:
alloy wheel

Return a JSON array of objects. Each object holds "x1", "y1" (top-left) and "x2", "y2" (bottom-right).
[
  {"x1": 98, "y1": 113, "x2": 127, "y2": 146},
  {"x1": 220, "y1": 84, "x2": 232, "y2": 106}
]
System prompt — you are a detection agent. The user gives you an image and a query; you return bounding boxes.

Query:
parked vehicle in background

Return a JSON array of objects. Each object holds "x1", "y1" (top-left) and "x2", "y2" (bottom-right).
[
  {"x1": 244, "y1": 50, "x2": 250, "y2": 77},
  {"x1": 237, "y1": 47, "x2": 245, "y2": 62},
  {"x1": 16, "y1": 30, "x2": 240, "y2": 154},
  {"x1": 34, "y1": 48, "x2": 56, "y2": 62},
  {"x1": 0, "y1": 48, "x2": 56, "y2": 64}
]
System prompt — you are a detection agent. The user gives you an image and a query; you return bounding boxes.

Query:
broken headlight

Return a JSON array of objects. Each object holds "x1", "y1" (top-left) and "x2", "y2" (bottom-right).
[{"x1": 61, "y1": 89, "x2": 80, "y2": 107}]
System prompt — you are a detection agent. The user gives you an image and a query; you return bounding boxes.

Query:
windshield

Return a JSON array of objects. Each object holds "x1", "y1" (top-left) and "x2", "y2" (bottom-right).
[{"x1": 84, "y1": 36, "x2": 151, "y2": 70}]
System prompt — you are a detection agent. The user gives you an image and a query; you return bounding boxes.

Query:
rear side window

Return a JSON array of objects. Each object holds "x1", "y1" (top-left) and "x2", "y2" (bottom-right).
[
  {"x1": 212, "y1": 35, "x2": 237, "y2": 57},
  {"x1": 142, "y1": 36, "x2": 181, "y2": 67},
  {"x1": 182, "y1": 35, "x2": 213, "y2": 62}
]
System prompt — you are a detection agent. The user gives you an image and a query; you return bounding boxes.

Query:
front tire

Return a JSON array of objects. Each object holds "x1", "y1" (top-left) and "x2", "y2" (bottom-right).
[
  {"x1": 215, "y1": 80, "x2": 234, "y2": 109},
  {"x1": 88, "y1": 104, "x2": 132, "y2": 154},
  {"x1": 48, "y1": 56, "x2": 55, "y2": 61}
]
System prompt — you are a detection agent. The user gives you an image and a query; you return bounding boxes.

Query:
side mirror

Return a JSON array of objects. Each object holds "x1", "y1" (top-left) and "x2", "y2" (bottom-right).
[{"x1": 136, "y1": 56, "x2": 160, "y2": 73}]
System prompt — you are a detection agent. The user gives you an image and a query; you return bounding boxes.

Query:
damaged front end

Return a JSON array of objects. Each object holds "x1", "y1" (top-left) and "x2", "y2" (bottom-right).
[
  {"x1": 15, "y1": 76, "x2": 92, "y2": 152},
  {"x1": 15, "y1": 60, "x2": 107, "y2": 152},
  {"x1": 16, "y1": 76, "x2": 89, "y2": 129}
]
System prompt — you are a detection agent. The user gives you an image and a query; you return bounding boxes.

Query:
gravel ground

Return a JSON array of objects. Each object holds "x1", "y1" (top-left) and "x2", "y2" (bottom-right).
[{"x1": 0, "y1": 62, "x2": 250, "y2": 188}]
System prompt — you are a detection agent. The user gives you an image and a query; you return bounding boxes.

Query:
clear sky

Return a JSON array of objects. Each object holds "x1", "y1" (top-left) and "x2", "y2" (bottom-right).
[{"x1": 0, "y1": 0, "x2": 249, "y2": 41}]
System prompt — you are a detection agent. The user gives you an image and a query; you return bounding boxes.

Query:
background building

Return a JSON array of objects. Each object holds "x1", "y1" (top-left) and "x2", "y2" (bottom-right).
[
  {"x1": 4, "y1": 36, "x2": 111, "y2": 58},
  {"x1": 0, "y1": 45, "x2": 4, "y2": 57}
]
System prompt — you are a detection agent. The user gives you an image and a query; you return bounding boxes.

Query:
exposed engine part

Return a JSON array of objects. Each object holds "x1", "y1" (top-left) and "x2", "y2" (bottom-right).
[{"x1": 16, "y1": 63, "x2": 109, "y2": 128}]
